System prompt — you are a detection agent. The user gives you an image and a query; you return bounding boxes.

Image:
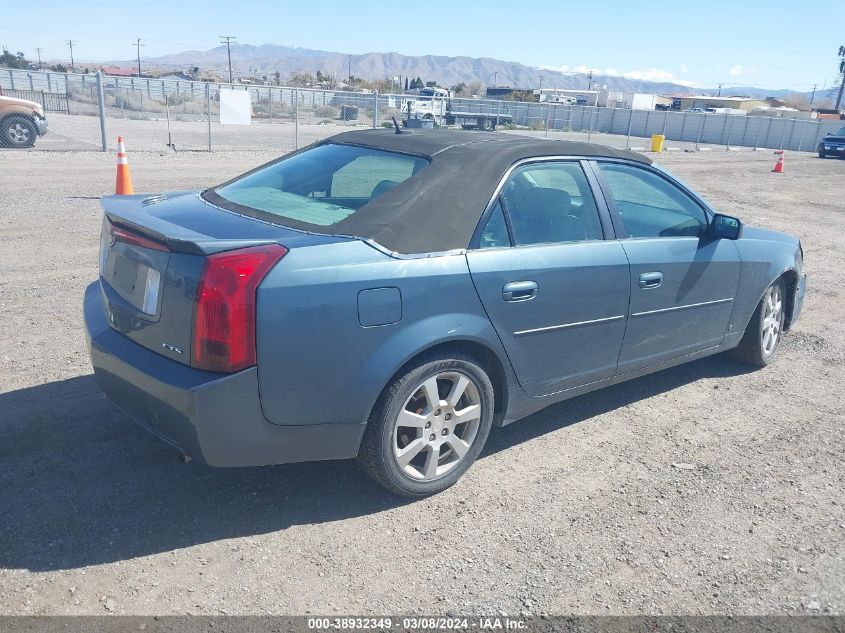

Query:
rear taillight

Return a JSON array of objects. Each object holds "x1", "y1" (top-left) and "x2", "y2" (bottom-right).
[{"x1": 192, "y1": 244, "x2": 288, "y2": 373}]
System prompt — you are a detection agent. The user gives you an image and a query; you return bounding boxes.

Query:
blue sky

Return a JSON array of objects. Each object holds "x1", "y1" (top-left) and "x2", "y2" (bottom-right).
[{"x1": 2, "y1": 0, "x2": 843, "y2": 92}]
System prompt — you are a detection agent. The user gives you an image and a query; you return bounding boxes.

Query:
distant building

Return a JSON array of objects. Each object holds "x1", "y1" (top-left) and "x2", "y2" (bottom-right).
[
  {"x1": 536, "y1": 88, "x2": 600, "y2": 106},
  {"x1": 662, "y1": 95, "x2": 769, "y2": 112},
  {"x1": 604, "y1": 92, "x2": 672, "y2": 110},
  {"x1": 102, "y1": 66, "x2": 139, "y2": 77},
  {"x1": 485, "y1": 87, "x2": 515, "y2": 99},
  {"x1": 156, "y1": 71, "x2": 196, "y2": 82}
]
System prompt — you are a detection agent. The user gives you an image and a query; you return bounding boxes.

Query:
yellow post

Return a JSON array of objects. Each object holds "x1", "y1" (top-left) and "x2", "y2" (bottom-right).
[{"x1": 651, "y1": 134, "x2": 665, "y2": 153}]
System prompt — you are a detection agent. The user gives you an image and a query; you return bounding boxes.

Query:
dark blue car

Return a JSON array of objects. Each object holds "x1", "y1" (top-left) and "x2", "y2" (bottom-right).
[
  {"x1": 818, "y1": 125, "x2": 845, "y2": 158},
  {"x1": 84, "y1": 129, "x2": 806, "y2": 496}
]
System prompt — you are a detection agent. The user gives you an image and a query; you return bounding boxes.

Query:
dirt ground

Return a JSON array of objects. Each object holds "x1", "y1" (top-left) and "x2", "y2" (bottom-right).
[{"x1": 0, "y1": 144, "x2": 843, "y2": 617}]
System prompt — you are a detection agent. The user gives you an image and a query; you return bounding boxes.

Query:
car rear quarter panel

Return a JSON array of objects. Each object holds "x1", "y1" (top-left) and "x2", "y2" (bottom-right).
[
  {"x1": 730, "y1": 229, "x2": 802, "y2": 335},
  {"x1": 255, "y1": 242, "x2": 512, "y2": 427}
]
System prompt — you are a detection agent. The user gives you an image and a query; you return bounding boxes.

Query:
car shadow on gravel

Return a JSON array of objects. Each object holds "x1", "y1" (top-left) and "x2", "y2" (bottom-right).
[{"x1": 0, "y1": 354, "x2": 754, "y2": 571}]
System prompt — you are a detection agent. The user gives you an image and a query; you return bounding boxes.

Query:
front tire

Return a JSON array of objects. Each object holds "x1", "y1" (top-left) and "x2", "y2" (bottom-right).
[
  {"x1": 730, "y1": 278, "x2": 786, "y2": 367},
  {"x1": 818, "y1": 147, "x2": 826, "y2": 158},
  {"x1": 2, "y1": 115, "x2": 38, "y2": 148},
  {"x1": 357, "y1": 353, "x2": 495, "y2": 497}
]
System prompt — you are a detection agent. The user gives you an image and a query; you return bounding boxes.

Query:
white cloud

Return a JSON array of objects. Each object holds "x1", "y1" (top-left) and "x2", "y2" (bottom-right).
[
  {"x1": 538, "y1": 64, "x2": 700, "y2": 87},
  {"x1": 680, "y1": 64, "x2": 688, "y2": 73},
  {"x1": 729, "y1": 64, "x2": 743, "y2": 77},
  {"x1": 539, "y1": 64, "x2": 620, "y2": 76}
]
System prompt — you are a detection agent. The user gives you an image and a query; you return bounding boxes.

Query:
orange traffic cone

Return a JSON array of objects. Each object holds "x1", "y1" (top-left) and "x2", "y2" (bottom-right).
[
  {"x1": 772, "y1": 150, "x2": 784, "y2": 173},
  {"x1": 115, "y1": 136, "x2": 134, "y2": 194}
]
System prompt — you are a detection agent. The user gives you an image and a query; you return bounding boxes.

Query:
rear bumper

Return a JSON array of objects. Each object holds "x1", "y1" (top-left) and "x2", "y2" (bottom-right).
[{"x1": 83, "y1": 282, "x2": 364, "y2": 467}]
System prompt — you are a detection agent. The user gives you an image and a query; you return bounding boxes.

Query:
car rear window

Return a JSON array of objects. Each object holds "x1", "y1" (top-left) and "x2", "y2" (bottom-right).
[{"x1": 210, "y1": 143, "x2": 429, "y2": 226}]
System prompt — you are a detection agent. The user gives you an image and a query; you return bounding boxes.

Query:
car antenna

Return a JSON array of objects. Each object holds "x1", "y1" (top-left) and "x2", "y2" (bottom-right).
[{"x1": 392, "y1": 116, "x2": 410, "y2": 134}]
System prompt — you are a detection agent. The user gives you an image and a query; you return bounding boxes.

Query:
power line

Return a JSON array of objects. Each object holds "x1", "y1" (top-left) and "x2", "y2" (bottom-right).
[
  {"x1": 66, "y1": 40, "x2": 75, "y2": 70},
  {"x1": 220, "y1": 35, "x2": 236, "y2": 83},
  {"x1": 133, "y1": 38, "x2": 145, "y2": 77}
]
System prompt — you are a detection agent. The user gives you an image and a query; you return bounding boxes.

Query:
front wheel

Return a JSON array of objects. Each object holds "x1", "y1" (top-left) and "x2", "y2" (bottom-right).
[
  {"x1": 730, "y1": 278, "x2": 786, "y2": 367},
  {"x1": 478, "y1": 117, "x2": 493, "y2": 131},
  {"x1": 1, "y1": 115, "x2": 38, "y2": 148},
  {"x1": 818, "y1": 148, "x2": 826, "y2": 158},
  {"x1": 357, "y1": 353, "x2": 495, "y2": 497}
]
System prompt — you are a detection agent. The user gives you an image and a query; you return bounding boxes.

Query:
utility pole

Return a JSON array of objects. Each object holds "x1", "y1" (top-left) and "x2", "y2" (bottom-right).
[
  {"x1": 587, "y1": 70, "x2": 593, "y2": 91},
  {"x1": 717, "y1": 82, "x2": 723, "y2": 97},
  {"x1": 810, "y1": 84, "x2": 817, "y2": 104},
  {"x1": 348, "y1": 55, "x2": 351, "y2": 82},
  {"x1": 34, "y1": 47, "x2": 43, "y2": 69},
  {"x1": 538, "y1": 74, "x2": 543, "y2": 93},
  {"x1": 836, "y1": 45, "x2": 845, "y2": 111},
  {"x1": 133, "y1": 38, "x2": 144, "y2": 77},
  {"x1": 220, "y1": 35, "x2": 236, "y2": 83},
  {"x1": 493, "y1": 71, "x2": 498, "y2": 87},
  {"x1": 66, "y1": 40, "x2": 75, "y2": 71}
]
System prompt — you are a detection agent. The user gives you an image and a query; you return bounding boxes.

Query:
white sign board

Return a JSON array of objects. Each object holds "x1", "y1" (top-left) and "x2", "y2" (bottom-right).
[{"x1": 219, "y1": 89, "x2": 252, "y2": 125}]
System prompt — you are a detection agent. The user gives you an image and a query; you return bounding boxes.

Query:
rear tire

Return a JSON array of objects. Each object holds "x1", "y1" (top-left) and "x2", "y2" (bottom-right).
[
  {"x1": 357, "y1": 352, "x2": 494, "y2": 497},
  {"x1": 730, "y1": 278, "x2": 786, "y2": 367},
  {"x1": 1, "y1": 115, "x2": 37, "y2": 148},
  {"x1": 478, "y1": 117, "x2": 493, "y2": 131}
]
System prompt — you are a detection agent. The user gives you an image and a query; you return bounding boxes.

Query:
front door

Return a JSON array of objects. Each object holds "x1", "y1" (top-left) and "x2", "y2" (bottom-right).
[
  {"x1": 467, "y1": 160, "x2": 630, "y2": 396},
  {"x1": 594, "y1": 161, "x2": 740, "y2": 375}
]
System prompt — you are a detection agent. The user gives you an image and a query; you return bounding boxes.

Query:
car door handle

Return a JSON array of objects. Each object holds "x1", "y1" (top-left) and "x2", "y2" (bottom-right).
[
  {"x1": 502, "y1": 281, "x2": 539, "y2": 302},
  {"x1": 638, "y1": 272, "x2": 663, "y2": 289}
]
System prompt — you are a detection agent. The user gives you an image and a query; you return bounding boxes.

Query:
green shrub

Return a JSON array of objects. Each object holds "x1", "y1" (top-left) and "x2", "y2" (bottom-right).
[{"x1": 314, "y1": 105, "x2": 339, "y2": 119}]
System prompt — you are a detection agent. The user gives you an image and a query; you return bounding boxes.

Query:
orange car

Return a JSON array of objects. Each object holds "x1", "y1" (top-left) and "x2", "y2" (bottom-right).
[{"x1": 0, "y1": 90, "x2": 49, "y2": 147}]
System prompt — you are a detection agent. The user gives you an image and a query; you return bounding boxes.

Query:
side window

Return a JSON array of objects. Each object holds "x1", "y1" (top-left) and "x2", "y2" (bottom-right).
[
  {"x1": 500, "y1": 162, "x2": 603, "y2": 246},
  {"x1": 478, "y1": 200, "x2": 511, "y2": 249},
  {"x1": 598, "y1": 163, "x2": 708, "y2": 238}
]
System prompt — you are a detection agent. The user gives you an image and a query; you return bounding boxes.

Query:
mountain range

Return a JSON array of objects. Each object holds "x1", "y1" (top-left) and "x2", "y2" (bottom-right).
[{"x1": 124, "y1": 43, "x2": 803, "y2": 99}]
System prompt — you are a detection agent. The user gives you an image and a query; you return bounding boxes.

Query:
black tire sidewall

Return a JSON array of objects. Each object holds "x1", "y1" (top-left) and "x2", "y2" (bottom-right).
[{"x1": 371, "y1": 356, "x2": 494, "y2": 497}]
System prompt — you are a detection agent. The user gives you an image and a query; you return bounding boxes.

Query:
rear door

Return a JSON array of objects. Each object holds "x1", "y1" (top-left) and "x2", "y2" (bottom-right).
[
  {"x1": 592, "y1": 161, "x2": 740, "y2": 375},
  {"x1": 466, "y1": 160, "x2": 630, "y2": 397}
]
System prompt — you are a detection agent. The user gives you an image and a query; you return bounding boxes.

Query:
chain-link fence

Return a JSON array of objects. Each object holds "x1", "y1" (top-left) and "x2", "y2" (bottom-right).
[{"x1": 1, "y1": 68, "x2": 841, "y2": 154}]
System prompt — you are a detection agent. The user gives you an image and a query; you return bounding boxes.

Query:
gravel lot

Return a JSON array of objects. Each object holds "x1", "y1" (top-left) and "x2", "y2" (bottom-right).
[{"x1": 0, "y1": 144, "x2": 843, "y2": 617}]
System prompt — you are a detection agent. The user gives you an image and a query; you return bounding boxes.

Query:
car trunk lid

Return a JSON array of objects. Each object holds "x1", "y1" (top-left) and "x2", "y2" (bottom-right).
[{"x1": 98, "y1": 191, "x2": 351, "y2": 367}]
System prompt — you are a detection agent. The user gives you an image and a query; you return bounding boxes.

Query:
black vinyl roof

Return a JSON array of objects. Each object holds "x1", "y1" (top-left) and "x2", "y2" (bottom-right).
[
  {"x1": 248, "y1": 129, "x2": 651, "y2": 255},
  {"x1": 330, "y1": 128, "x2": 651, "y2": 166}
]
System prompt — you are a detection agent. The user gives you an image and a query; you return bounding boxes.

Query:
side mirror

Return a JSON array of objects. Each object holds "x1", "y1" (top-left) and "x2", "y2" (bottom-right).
[{"x1": 711, "y1": 214, "x2": 742, "y2": 240}]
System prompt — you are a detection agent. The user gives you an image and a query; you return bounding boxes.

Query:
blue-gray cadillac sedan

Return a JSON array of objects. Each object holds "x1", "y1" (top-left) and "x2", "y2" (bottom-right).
[{"x1": 84, "y1": 129, "x2": 807, "y2": 496}]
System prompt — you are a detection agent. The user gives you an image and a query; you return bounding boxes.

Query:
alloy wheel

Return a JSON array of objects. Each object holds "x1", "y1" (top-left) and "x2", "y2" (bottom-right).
[
  {"x1": 8, "y1": 123, "x2": 31, "y2": 145},
  {"x1": 392, "y1": 371, "x2": 483, "y2": 481},
  {"x1": 761, "y1": 283, "x2": 782, "y2": 356}
]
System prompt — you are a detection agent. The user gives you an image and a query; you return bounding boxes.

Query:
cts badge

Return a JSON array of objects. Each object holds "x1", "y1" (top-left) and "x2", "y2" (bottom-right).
[{"x1": 161, "y1": 343, "x2": 184, "y2": 355}]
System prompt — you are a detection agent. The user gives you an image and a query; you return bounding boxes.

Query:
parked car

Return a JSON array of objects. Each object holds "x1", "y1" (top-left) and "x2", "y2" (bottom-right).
[
  {"x1": 84, "y1": 129, "x2": 806, "y2": 497},
  {"x1": 0, "y1": 91, "x2": 49, "y2": 148},
  {"x1": 817, "y1": 126, "x2": 845, "y2": 158}
]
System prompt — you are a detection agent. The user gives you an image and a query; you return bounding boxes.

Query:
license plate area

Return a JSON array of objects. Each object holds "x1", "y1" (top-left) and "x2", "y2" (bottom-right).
[
  {"x1": 111, "y1": 255, "x2": 160, "y2": 314},
  {"x1": 103, "y1": 243, "x2": 169, "y2": 320}
]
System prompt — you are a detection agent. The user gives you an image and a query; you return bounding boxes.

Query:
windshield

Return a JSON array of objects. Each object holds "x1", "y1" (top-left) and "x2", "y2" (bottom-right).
[
  {"x1": 210, "y1": 143, "x2": 428, "y2": 226},
  {"x1": 835, "y1": 127, "x2": 845, "y2": 137}
]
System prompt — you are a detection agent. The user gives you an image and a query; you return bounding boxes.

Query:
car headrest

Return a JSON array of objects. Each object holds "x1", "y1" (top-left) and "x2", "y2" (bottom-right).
[{"x1": 371, "y1": 180, "x2": 400, "y2": 199}]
